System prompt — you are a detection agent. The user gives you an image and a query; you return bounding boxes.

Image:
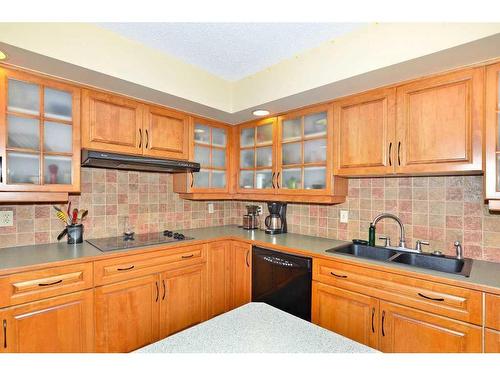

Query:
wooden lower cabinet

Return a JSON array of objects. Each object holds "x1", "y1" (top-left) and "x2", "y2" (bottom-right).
[
  {"x1": 312, "y1": 281, "x2": 379, "y2": 349},
  {"x1": 94, "y1": 275, "x2": 160, "y2": 353},
  {"x1": 159, "y1": 264, "x2": 206, "y2": 338},
  {"x1": 379, "y1": 301, "x2": 482, "y2": 353},
  {"x1": 0, "y1": 290, "x2": 94, "y2": 353},
  {"x1": 207, "y1": 241, "x2": 231, "y2": 318},
  {"x1": 485, "y1": 329, "x2": 500, "y2": 353},
  {"x1": 229, "y1": 241, "x2": 252, "y2": 309}
]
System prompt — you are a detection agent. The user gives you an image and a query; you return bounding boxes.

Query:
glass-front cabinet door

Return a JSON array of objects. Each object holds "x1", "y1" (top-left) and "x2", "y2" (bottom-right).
[
  {"x1": 237, "y1": 118, "x2": 276, "y2": 194},
  {"x1": 485, "y1": 62, "x2": 500, "y2": 208},
  {"x1": 0, "y1": 69, "x2": 80, "y2": 192},
  {"x1": 190, "y1": 119, "x2": 229, "y2": 192},
  {"x1": 277, "y1": 105, "x2": 332, "y2": 195}
]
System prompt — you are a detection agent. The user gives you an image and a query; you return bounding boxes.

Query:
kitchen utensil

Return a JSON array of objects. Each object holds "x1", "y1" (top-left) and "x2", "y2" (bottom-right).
[
  {"x1": 78, "y1": 209, "x2": 88, "y2": 223},
  {"x1": 53, "y1": 205, "x2": 64, "y2": 214},
  {"x1": 72, "y1": 208, "x2": 78, "y2": 225},
  {"x1": 57, "y1": 228, "x2": 68, "y2": 241},
  {"x1": 67, "y1": 201, "x2": 71, "y2": 218},
  {"x1": 56, "y1": 211, "x2": 69, "y2": 225}
]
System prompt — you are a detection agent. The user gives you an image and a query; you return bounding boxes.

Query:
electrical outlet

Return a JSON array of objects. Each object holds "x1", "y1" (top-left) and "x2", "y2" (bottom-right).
[
  {"x1": 0, "y1": 211, "x2": 14, "y2": 227},
  {"x1": 257, "y1": 205, "x2": 263, "y2": 215},
  {"x1": 340, "y1": 210, "x2": 349, "y2": 224},
  {"x1": 208, "y1": 203, "x2": 214, "y2": 214}
]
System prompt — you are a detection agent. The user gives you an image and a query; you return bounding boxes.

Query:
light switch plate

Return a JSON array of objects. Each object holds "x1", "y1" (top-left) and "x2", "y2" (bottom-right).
[
  {"x1": 340, "y1": 210, "x2": 349, "y2": 224},
  {"x1": 0, "y1": 211, "x2": 14, "y2": 227},
  {"x1": 208, "y1": 203, "x2": 214, "y2": 214}
]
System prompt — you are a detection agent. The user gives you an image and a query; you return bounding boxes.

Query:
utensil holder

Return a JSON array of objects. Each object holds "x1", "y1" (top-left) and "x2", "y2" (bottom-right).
[{"x1": 67, "y1": 224, "x2": 83, "y2": 244}]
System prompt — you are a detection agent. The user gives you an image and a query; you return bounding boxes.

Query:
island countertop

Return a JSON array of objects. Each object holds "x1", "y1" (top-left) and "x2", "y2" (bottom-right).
[
  {"x1": 135, "y1": 302, "x2": 377, "y2": 353},
  {"x1": 0, "y1": 225, "x2": 499, "y2": 293}
]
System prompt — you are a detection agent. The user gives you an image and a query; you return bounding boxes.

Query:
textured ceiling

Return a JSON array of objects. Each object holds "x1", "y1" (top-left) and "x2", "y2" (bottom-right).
[{"x1": 97, "y1": 23, "x2": 366, "y2": 81}]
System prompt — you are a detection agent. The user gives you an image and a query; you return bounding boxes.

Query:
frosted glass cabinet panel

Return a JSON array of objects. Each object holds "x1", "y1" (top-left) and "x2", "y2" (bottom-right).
[
  {"x1": 277, "y1": 106, "x2": 331, "y2": 194},
  {"x1": 8, "y1": 79, "x2": 40, "y2": 116},
  {"x1": 237, "y1": 118, "x2": 277, "y2": 193},
  {"x1": 7, "y1": 152, "x2": 40, "y2": 184},
  {"x1": 189, "y1": 121, "x2": 228, "y2": 191},
  {"x1": 1, "y1": 70, "x2": 80, "y2": 192},
  {"x1": 44, "y1": 121, "x2": 72, "y2": 153},
  {"x1": 7, "y1": 115, "x2": 40, "y2": 150},
  {"x1": 44, "y1": 87, "x2": 72, "y2": 121}
]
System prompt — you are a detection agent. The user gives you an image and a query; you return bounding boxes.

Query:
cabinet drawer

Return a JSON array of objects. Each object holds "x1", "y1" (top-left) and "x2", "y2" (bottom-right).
[
  {"x1": 485, "y1": 293, "x2": 500, "y2": 330},
  {"x1": 0, "y1": 263, "x2": 93, "y2": 308},
  {"x1": 94, "y1": 244, "x2": 205, "y2": 286},
  {"x1": 313, "y1": 258, "x2": 482, "y2": 324}
]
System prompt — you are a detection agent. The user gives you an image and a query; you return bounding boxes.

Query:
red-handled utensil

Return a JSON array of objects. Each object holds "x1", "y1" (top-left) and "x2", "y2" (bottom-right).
[{"x1": 72, "y1": 209, "x2": 78, "y2": 225}]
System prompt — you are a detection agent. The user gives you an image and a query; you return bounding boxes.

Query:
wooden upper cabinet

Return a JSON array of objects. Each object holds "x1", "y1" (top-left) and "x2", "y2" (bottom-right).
[
  {"x1": 379, "y1": 301, "x2": 481, "y2": 353},
  {"x1": 396, "y1": 68, "x2": 483, "y2": 174},
  {"x1": 0, "y1": 67, "x2": 81, "y2": 193},
  {"x1": 143, "y1": 105, "x2": 189, "y2": 160},
  {"x1": 94, "y1": 275, "x2": 160, "y2": 353},
  {"x1": 485, "y1": 62, "x2": 500, "y2": 208},
  {"x1": 333, "y1": 88, "x2": 396, "y2": 176},
  {"x1": 0, "y1": 290, "x2": 94, "y2": 353},
  {"x1": 81, "y1": 89, "x2": 143, "y2": 155},
  {"x1": 312, "y1": 282, "x2": 379, "y2": 349}
]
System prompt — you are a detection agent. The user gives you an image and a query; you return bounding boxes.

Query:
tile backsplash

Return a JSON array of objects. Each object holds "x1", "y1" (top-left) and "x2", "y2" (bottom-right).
[
  {"x1": 249, "y1": 175, "x2": 500, "y2": 263},
  {"x1": 0, "y1": 168, "x2": 240, "y2": 248},
  {"x1": 1, "y1": 170, "x2": 499, "y2": 263}
]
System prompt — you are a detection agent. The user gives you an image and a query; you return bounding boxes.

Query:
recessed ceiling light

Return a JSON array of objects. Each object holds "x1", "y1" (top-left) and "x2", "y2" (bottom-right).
[
  {"x1": 0, "y1": 51, "x2": 7, "y2": 60},
  {"x1": 252, "y1": 109, "x2": 270, "y2": 117}
]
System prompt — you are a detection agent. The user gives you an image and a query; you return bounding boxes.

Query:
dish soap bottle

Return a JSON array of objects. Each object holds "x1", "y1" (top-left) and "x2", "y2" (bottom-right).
[{"x1": 368, "y1": 223, "x2": 376, "y2": 246}]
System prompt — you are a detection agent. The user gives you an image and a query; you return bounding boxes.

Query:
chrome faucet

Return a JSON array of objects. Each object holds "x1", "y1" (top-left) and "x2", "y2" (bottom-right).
[
  {"x1": 454, "y1": 241, "x2": 463, "y2": 260},
  {"x1": 371, "y1": 213, "x2": 407, "y2": 249}
]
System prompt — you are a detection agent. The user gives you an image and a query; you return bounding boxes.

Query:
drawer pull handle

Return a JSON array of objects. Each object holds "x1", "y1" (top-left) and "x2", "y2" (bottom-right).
[
  {"x1": 245, "y1": 250, "x2": 250, "y2": 268},
  {"x1": 418, "y1": 292, "x2": 444, "y2": 302},
  {"x1": 330, "y1": 272, "x2": 347, "y2": 278},
  {"x1": 381, "y1": 311, "x2": 386, "y2": 337},
  {"x1": 181, "y1": 254, "x2": 194, "y2": 259},
  {"x1": 162, "y1": 280, "x2": 166, "y2": 301},
  {"x1": 3, "y1": 319, "x2": 6, "y2": 349},
  {"x1": 38, "y1": 279, "x2": 63, "y2": 287},
  {"x1": 371, "y1": 307, "x2": 375, "y2": 333},
  {"x1": 155, "y1": 281, "x2": 159, "y2": 302},
  {"x1": 117, "y1": 265, "x2": 135, "y2": 271}
]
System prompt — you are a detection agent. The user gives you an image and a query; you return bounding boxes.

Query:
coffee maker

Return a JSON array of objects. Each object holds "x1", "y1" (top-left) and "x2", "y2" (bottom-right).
[
  {"x1": 242, "y1": 205, "x2": 260, "y2": 230},
  {"x1": 264, "y1": 202, "x2": 287, "y2": 234}
]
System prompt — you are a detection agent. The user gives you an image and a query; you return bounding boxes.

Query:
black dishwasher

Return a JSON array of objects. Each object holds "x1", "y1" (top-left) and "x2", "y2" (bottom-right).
[{"x1": 252, "y1": 246, "x2": 312, "y2": 321}]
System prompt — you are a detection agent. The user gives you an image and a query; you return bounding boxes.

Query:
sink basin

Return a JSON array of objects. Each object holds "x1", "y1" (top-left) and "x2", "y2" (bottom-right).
[
  {"x1": 326, "y1": 243, "x2": 399, "y2": 261},
  {"x1": 391, "y1": 252, "x2": 473, "y2": 277},
  {"x1": 326, "y1": 243, "x2": 473, "y2": 277}
]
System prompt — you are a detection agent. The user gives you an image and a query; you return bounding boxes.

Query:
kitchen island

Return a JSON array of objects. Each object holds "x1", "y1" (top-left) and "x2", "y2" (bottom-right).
[{"x1": 135, "y1": 302, "x2": 377, "y2": 353}]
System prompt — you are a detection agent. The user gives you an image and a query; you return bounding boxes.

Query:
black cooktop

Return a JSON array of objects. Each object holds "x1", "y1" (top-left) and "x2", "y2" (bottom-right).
[{"x1": 87, "y1": 230, "x2": 193, "y2": 252}]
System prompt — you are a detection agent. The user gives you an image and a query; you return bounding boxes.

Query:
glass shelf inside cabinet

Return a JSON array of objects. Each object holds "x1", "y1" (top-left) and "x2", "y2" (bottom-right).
[
  {"x1": 44, "y1": 155, "x2": 72, "y2": 184},
  {"x1": 282, "y1": 168, "x2": 302, "y2": 189},
  {"x1": 7, "y1": 115, "x2": 40, "y2": 150},
  {"x1": 194, "y1": 124, "x2": 210, "y2": 145},
  {"x1": 239, "y1": 170, "x2": 254, "y2": 189},
  {"x1": 304, "y1": 112, "x2": 327, "y2": 138}
]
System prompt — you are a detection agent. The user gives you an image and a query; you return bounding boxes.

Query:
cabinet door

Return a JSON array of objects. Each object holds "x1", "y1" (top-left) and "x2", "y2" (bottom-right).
[
  {"x1": 333, "y1": 88, "x2": 396, "y2": 176},
  {"x1": 0, "y1": 68, "x2": 81, "y2": 193},
  {"x1": 207, "y1": 241, "x2": 231, "y2": 318},
  {"x1": 277, "y1": 105, "x2": 333, "y2": 195},
  {"x1": 485, "y1": 62, "x2": 500, "y2": 204},
  {"x1": 312, "y1": 282, "x2": 379, "y2": 349},
  {"x1": 485, "y1": 329, "x2": 500, "y2": 353},
  {"x1": 379, "y1": 301, "x2": 481, "y2": 353},
  {"x1": 237, "y1": 118, "x2": 277, "y2": 194},
  {"x1": 94, "y1": 275, "x2": 160, "y2": 353},
  {"x1": 81, "y1": 89, "x2": 143, "y2": 155},
  {"x1": 159, "y1": 264, "x2": 206, "y2": 338},
  {"x1": 143, "y1": 105, "x2": 189, "y2": 160},
  {"x1": 396, "y1": 68, "x2": 483, "y2": 174},
  {"x1": 0, "y1": 290, "x2": 93, "y2": 353},
  {"x1": 229, "y1": 241, "x2": 252, "y2": 309}
]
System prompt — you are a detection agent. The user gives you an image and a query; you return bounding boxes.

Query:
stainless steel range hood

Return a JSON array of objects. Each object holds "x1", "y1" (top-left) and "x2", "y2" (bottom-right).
[{"x1": 81, "y1": 150, "x2": 200, "y2": 173}]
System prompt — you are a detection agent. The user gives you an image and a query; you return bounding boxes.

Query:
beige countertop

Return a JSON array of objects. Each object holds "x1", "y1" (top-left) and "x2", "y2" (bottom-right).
[{"x1": 0, "y1": 225, "x2": 498, "y2": 292}]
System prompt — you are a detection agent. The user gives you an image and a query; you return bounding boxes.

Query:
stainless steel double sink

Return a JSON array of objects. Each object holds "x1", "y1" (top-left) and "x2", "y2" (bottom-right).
[{"x1": 326, "y1": 243, "x2": 473, "y2": 277}]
